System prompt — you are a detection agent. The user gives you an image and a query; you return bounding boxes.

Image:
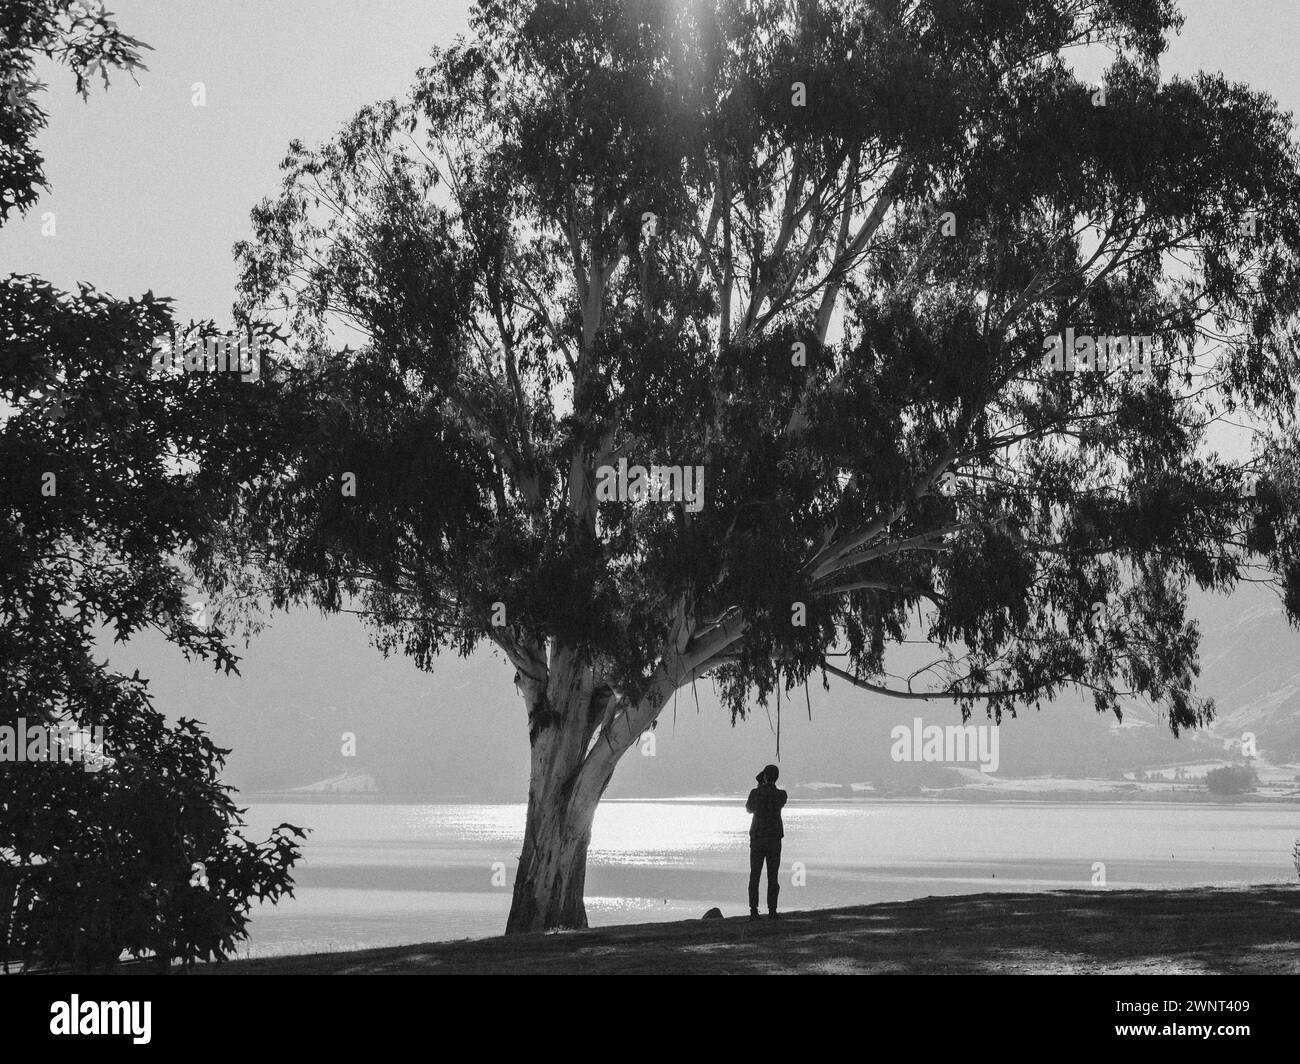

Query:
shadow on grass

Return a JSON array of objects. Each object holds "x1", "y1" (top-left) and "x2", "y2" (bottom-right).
[{"x1": 181, "y1": 884, "x2": 1300, "y2": 975}]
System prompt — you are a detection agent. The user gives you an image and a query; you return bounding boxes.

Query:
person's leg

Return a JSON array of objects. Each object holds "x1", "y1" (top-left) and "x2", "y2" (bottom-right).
[
  {"x1": 766, "y1": 840, "x2": 781, "y2": 914},
  {"x1": 748, "y1": 844, "x2": 763, "y2": 913}
]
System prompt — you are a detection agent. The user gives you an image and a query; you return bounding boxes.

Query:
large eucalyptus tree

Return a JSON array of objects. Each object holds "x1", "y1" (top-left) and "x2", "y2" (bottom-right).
[{"x1": 219, "y1": 0, "x2": 1300, "y2": 933}]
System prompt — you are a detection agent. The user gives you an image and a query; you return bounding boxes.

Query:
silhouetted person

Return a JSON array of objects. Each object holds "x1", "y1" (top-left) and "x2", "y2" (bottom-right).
[{"x1": 746, "y1": 764, "x2": 787, "y2": 920}]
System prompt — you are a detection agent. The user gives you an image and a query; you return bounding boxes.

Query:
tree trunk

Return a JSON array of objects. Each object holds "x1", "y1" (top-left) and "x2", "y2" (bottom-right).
[
  {"x1": 506, "y1": 645, "x2": 606, "y2": 934},
  {"x1": 502, "y1": 642, "x2": 692, "y2": 934},
  {"x1": 506, "y1": 782, "x2": 601, "y2": 934}
]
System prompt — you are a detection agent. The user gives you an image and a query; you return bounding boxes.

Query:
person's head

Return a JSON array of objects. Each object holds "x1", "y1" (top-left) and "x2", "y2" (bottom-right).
[{"x1": 757, "y1": 764, "x2": 779, "y2": 785}]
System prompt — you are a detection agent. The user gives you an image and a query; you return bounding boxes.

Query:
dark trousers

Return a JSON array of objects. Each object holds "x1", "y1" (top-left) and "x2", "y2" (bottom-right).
[{"x1": 748, "y1": 837, "x2": 782, "y2": 912}]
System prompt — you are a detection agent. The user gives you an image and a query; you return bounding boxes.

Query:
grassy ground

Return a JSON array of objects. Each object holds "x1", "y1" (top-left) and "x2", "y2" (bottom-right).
[{"x1": 185, "y1": 884, "x2": 1300, "y2": 975}]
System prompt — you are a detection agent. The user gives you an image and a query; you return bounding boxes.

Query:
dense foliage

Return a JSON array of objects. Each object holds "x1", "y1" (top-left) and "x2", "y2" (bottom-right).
[
  {"x1": 1203, "y1": 763, "x2": 1256, "y2": 796},
  {"x1": 227, "y1": 0, "x2": 1300, "y2": 732},
  {"x1": 1, "y1": 0, "x2": 303, "y2": 970}
]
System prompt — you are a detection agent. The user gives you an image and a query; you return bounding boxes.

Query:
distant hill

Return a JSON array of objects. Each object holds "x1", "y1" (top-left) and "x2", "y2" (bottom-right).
[{"x1": 288, "y1": 772, "x2": 379, "y2": 795}]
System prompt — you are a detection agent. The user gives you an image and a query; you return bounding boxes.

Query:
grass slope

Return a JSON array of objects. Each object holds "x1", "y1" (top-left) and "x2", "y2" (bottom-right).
[{"x1": 184, "y1": 884, "x2": 1300, "y2": 975}]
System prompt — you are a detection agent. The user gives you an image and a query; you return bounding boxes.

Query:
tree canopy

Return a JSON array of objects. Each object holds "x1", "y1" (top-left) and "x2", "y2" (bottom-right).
[{"x1": 224, "y1": 0, "x2": 1300, "y2": 733}]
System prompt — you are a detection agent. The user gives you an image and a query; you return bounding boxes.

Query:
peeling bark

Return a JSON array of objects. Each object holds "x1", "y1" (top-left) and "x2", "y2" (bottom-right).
[{"x1": 507, "y1": 645, "x2": 608, "y2": 933}]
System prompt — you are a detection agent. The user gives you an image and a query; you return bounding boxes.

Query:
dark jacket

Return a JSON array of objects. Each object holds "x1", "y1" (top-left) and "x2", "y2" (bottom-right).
[{"x1": 746, "y1": 783, "x2": 787, "y2": 839}]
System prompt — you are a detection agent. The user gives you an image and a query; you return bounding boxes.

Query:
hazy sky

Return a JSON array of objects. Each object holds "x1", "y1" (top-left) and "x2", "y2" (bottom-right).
[
  {"x1": 3, "y1": 0, "x2": 1298, "y2": 318},
  {"x1": 4, "y1": 1, "x2": 1300, "y2": 797},
  {"x1": 1, "y1": 1, "x2": 471, "y2": 320}
]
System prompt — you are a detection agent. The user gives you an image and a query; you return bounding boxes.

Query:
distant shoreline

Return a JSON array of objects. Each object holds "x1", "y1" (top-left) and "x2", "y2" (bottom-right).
[{"x1": 239, "y1": 790, "x2": 1300, "y2": 805}]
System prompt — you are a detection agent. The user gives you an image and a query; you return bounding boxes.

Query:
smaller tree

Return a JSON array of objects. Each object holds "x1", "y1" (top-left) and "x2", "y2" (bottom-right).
[
  {"x1": 2, "y1": 0, "x2": 306, "y2": 970},
  {"x1": 0, "y1": 674, "x2": 305, "y2": 972},
  {"x1": 1204, "y1": 764, "x2": 1256, "y2": 796}
]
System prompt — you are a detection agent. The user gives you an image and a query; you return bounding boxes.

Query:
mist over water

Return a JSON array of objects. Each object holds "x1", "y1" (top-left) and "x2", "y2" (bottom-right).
[{"x1": 235, "y1": 800, "x2": 1300, "y2": 958}]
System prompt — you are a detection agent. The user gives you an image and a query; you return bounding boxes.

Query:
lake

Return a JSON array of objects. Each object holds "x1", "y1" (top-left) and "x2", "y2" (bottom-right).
[{"x1": 233, "y1": 798, "x2": 1300, "y2": 958}]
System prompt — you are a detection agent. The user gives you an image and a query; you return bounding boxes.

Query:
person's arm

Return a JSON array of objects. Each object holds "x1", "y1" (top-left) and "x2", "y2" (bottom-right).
[
  {"x1": 745, "y1": 788, "x2": 757, "y2": 813},
  {"x1": 776, "y1": 789, "x2": 787, "y2": 809}
]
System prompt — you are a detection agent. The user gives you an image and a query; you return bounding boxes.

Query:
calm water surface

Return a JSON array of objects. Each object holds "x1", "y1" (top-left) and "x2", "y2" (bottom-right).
[{"x1": 234, "y1": 799, "x2": 1299, "y2": 957}]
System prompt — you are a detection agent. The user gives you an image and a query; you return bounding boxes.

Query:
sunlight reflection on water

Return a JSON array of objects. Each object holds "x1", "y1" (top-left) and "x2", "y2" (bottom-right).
[{"x1": 234, "y1": 799, "x2": 1299, "y2": 959}]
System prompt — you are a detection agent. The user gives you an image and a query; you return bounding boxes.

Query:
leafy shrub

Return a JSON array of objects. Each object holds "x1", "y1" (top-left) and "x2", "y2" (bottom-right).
[
  {"x1": 1204, "y1": 764, "x2": 1257, "y2": 796},
  {"x1": 1, "y1": 673, "x2": 304, "y2": 972}
]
